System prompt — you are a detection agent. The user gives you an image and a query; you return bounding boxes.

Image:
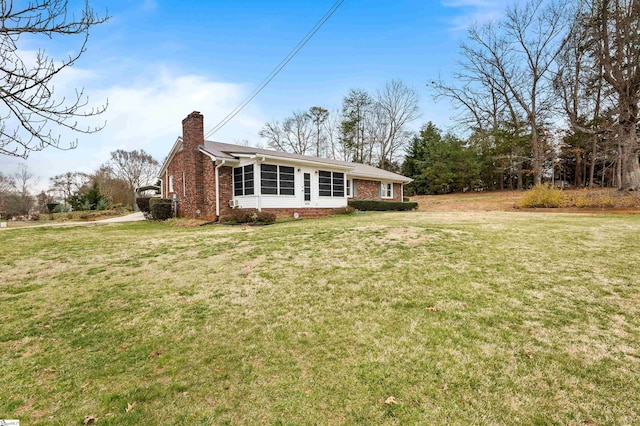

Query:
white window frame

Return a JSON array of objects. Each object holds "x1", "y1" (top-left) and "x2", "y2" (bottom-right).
[
  {"x1": 380, "y1": 181, "x2": 393, "y2": 199},
  {"x1": 318, "y1": 170, "x2": 345, "y2": 197},
  {"x1": 233, "y1": 165, "x2": 255, "y2": 197},
  {"x1": 346, "y1": 178, "x2": 354, "y2": 198},
  {"x1": 169, "y1": 175, "x2": 174, "y2": 193},
  {"x1": 260, "y1": 164, "x2": 295, "y2": 196}
]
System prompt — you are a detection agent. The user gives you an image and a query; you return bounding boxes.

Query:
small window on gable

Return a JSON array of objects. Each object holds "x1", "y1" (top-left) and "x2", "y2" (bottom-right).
[
  {"x1": 380, "y1": 182, "x2": 393, "y2": 199},
  {"x1": 169, "y1": 175, "x2": 174, "y2": 193}
]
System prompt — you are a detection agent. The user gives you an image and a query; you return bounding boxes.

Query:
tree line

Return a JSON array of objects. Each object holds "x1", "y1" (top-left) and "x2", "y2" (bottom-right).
[
  {"x1": 0, "y1": 150, "x2": 159, "y2": 218},
  {"x1": 261, "y1": 0, "x2": 640, "y2": 193},
  {"x1": 259, "y1": 79, "x2": 420, "y2": 173}
]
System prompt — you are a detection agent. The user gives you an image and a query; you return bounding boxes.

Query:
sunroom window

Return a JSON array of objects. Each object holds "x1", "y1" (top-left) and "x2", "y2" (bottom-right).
[{"x1": 319, "y1": 171, "x2": 345, "y2": 197}]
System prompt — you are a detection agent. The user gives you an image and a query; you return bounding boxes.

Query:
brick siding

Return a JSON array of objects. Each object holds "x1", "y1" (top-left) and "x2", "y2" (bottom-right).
[{"x1": 353, "y1": 179, "x2": 402, "y2": 202}]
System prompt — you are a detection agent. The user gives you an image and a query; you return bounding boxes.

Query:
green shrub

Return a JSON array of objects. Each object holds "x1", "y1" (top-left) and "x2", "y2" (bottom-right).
[
  {"x1": 96, "y1": 198, "x2": 110, "y2": 211},
  {"x1": 519, "y1": 184, "x2": 563, "y2": 208},
  {"x1": 136, "y1": 197, "x2": 152, "y2": 213},
  {"x1": 149, "y1": 198, "x2": 173, "y2": 220},
  {"x1": 224, "y1": 208, "x2": 275, "y2": 224},
  {"x1": 47, "y1": 203, "x2": 60, "y2": 213},
  {"x1": 348, "y1": 200, "x2": 418, "y2": 211}
]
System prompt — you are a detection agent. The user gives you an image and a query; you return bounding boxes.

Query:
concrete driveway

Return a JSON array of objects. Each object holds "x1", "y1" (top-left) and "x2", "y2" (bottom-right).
[{"x1": 0, "y1": 212, "x2": 146, "y2": 231}]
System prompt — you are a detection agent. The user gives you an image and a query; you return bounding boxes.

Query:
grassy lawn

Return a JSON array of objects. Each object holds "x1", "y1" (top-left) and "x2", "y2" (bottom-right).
[{"x1": 1, "y1": 212, "x2": 639, "y2": 424}]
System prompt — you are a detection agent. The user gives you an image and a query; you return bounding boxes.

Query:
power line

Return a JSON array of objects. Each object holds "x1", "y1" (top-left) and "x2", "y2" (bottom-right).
[{"x1": 204, "y1": 0, "x2": 345, "y2": 139}]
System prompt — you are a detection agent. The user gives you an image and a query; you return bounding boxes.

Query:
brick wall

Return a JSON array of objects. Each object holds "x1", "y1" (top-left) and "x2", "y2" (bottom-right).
[
  {"x1": 164, "y1": 112, "x2": 236, "y2": 220},
  {"x1": 353, "y1": 179, "x2": 402, "y2": 202},
  {"x1": 256, "y1": 207, "x2": 340, "y2": 219}
]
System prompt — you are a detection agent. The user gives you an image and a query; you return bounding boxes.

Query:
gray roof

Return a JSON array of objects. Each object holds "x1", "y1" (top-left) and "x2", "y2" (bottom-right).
[{"x1": 201, "y1": 140, "x2": 412, "y2": 183}]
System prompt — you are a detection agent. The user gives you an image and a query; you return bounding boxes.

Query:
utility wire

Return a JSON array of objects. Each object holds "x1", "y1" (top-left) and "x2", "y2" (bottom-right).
[{"x1": 204, "y1": 0, "x2": 345, "y2": 139}]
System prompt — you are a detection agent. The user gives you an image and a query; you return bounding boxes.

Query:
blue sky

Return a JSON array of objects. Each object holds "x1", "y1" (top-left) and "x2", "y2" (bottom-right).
[{"x1": 1, "y1": 0, "x2": 512, "y2": 189}]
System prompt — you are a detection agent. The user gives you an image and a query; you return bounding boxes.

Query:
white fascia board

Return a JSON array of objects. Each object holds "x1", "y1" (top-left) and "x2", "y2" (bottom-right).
[
  {"x1": 158, "y1": 137, "x2": 183, "y2": 178},
  {"x1": 349, "y1": 173, "x2": 413, "y2": 183}
]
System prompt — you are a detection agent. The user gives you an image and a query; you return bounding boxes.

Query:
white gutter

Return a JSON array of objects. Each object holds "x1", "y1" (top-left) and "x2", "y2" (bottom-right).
[
  {"x1": 256, "y1": 156, "x2": 265, "y2": 212},
  {"x1": 215, "y1": 159, "x2": 226, "y2": 219}
]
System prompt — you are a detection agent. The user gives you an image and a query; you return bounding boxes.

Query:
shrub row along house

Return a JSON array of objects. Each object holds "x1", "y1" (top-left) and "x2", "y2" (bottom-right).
[{"x1": 159, "y1": 111, "x2": 412, "y2": 220}]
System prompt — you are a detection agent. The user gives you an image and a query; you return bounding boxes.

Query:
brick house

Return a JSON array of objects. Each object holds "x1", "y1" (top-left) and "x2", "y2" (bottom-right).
[{"x1": 159, "y1": 111, "x2": 412, "y2": 220}]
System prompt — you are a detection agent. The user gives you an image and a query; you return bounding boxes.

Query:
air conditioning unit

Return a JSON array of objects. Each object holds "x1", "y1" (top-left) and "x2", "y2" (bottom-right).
[{"x1": 229, "y1": 199, "x2": 239, "y2": 208}]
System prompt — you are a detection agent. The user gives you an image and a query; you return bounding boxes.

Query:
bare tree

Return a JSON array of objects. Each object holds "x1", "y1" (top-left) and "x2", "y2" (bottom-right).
[
  {"x1": 340, "y1": 89, "x2": 374, "y2": 164},
  {"x1": 6, "y1": 163, "x2": 37, "y2": 214},
  {"x1": 0, "y1": 0, "x2": 109, "y2": 158},
  {"x1": 107, "y1": 149, "x2": 159, "y2": 208},
  {"x1": 433, "y1": 0, "x2": 570, "y2": 184},
  {"x1": 259, "y1": 111, "x2": 314, "y2": 155},
  {"x1": 308, "y1": 106, "x2": 329, "y2": 157},
  {"x1": 0, "y1": 171, "x2": 15, "y2": 193},
  {"x1": 91, "y1": 164, "x2": 129, "y2": 207},
  {"x1": 49, "y1": 171, "x2": 90, "y2": 204},
  {"x1": 583, "y1": 0, "x2": 640, "y2": 190},
  {"x1": 372, "y1": 80, "x2": 420, "y2": 170}
]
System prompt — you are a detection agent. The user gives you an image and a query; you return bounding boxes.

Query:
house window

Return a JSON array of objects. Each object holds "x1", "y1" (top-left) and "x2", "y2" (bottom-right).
[
  {"x1": 346, "y1": 179, "x2": 354, "y2": 198},
  {"x1": 319, "y1": 171, "x2": 345, "y2": 197},
  {"x1": 233, "y1": 165, "x2": 254, "y2": 196},
  {"x1": 380, "y1": 182, "x2": 393, "y2": 199},
  {"x1": 169, "y1": 175, "x2": 174, "y2": 193},
  {"x1": 261, "y1": 164, "x2": 295, "y2": 196}
]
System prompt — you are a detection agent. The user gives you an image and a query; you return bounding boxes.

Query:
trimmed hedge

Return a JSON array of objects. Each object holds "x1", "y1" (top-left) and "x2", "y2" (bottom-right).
[
  {"x1": 136, "y1": 197, "x2": 152, "y2": 213},
  {"x1": 348, "y1": 200, "x2": 418, "y2": 211},
  {"x1": 223, "y1": 208, "x2": 276, "y2": 224},
  {"x1": 149, "y1": 198, "x2": 173, "y2": 220}
]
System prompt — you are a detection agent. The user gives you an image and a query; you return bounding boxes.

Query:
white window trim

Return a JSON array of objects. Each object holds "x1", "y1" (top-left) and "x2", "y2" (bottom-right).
[
  {"x1": 318, "y1": 170, "x2": 345, "y2": 197},
  {"x1": 346, "y1": 178, "x2": 354, "y2": 198},
  {"x1": 260, "y1": 164, "x2": 296, "y2": 196},
  {"x1": 233, "y1": 164, "x2": 255, "y2": 197},
  {"x1": 168, "y1": 175, "x2": 174, "y2": 193},
  {"x1": 380, "y1": 181, "x2": 393, "y2": 199}
]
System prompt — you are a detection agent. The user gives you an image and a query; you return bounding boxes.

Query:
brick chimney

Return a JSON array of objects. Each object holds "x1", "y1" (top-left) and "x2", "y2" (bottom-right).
[
  {"x1": 182, "y1": 111, "x2": 204, "y2": 150},
  {"x1": 181, "y1": 111, "x2": 205, "y2": 216}
]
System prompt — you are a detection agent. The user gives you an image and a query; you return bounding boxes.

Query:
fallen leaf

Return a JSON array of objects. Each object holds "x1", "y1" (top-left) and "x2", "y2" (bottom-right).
[
  {"x1": 441, "y1": 383, "x2": 449, "y2": 391},
  {"x1": 126, "y1": 401, "x2": 137, "y2": 413},
  {"x1": 83, "y1": 415, "x2": 97, "y2": 424},
  {"x1": 148, "y1": 351, "x2": 162, "y2": 358},
  {"x1": 426, "y1": 306, "x2": 439, "y2": 312},
  {"x1": 384, "y1": 396, "x2": 398, "y2": 405}
]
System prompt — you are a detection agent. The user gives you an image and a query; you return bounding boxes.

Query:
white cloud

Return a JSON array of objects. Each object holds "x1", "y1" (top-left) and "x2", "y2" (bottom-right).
[
  {"x1": 442, "y1": 0, "x2": 511, "y2": 30},
  {"x1": 0, "y1": 66, "x2": 266, "y2": 192}
]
